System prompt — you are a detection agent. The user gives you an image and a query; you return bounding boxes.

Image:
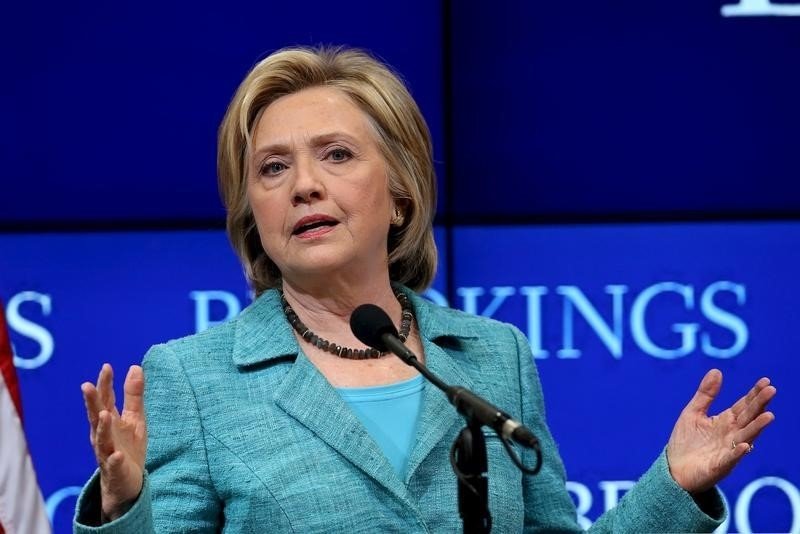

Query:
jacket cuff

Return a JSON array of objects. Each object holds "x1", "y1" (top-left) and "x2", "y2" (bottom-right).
[
  {"x1": 646, "y1": 449, "x2": 726, "y2": 529},
  {"x1": 73, "y1": 469, "x2": 153, "y2": 533}
]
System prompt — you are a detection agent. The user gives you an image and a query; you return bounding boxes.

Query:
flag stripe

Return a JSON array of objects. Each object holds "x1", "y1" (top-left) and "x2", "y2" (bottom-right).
[
  {"x1": 0, "y1": 300, "x2": 50, "y2": 534},
  {"x1": 0, "y1": 379, "x2": 50, "y2": 533},
  {"x1": 0, "y1": 306, "x2": 22, "y2": 419}
]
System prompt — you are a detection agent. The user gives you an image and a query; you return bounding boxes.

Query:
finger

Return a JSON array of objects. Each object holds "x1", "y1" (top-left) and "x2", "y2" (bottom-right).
[
  {"x1": 731, "y1": 412, "x2": 775, "y2": 453},
  {"x1": 97, "y1": 363, "x2": 117, "y2": 413},
  {"x1": 730, "y1": 441, "x2": 752, "y2": 461},
  {"x1": 730, "y1": 377, "x2": 771, "y2": 418},
  {"x1": 685, "y1": 369, "x2": 722, "y2": 415},
  {"x1": 81, "y1": 382, "x2": 101, "y2": 430},
  {"x1": 95, "y1": 410, "x2": 116, "y2": 461},
  {"x1": 99, "y1": 450, "x2": 127, "y2": 498},
  {"x1": 737, "y1": 411, "x2": 775, "y2": 446},
  {"x1": 121, "y1": 365, "x2": 145, "y2": 420},
  {"x1": 736, "y1": 385, "x2": 777, "y2": 427},
  {"x1": 104, "y1": 450, "x2": 125, "y2": 477}
]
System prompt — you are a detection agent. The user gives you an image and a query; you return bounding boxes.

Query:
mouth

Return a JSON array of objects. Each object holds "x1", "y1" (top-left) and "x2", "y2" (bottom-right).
[{"x1": 292, "y1": 215, "x2": 340, "y2": 237}]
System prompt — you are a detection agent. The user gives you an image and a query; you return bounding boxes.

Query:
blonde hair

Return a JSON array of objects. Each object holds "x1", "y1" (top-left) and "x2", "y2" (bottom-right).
[{"x1": 217, "y1": 46, "x2": 437, "y2": 295}]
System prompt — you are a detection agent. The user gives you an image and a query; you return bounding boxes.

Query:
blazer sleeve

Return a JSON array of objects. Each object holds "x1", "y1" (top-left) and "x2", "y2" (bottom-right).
[
  {"x1": 73, "y1": 343, "x2": 222, "y2": 533},
  {"x1": 510, "y1": 325, "x2": 726, "y2": 533}
]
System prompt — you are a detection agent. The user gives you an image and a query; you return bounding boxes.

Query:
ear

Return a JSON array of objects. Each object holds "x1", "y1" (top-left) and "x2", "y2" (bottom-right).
[{"x1": 390, "y1": 201, "x2": 407, "y2": 227}]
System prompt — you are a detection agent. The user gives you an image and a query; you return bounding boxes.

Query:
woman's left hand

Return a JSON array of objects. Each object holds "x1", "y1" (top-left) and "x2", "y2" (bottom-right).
[{"x1": 666, "y1": 369, "x2": 776, "y2": 494}]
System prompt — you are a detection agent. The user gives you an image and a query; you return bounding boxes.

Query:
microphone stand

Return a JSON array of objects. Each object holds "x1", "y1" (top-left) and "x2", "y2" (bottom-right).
[
  {"x1": 453, "y1": 418, "x2": 491, "y2": 533},
  {"x1": 380, "y1": 335, "x2": 531, "y2": 534},
  {"x1": 350, "y1": 304, "x2": 542, "y2": 533}
]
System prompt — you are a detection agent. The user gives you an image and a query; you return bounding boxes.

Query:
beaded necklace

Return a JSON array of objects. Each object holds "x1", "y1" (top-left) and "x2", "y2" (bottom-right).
[{"x1": 279, "y1": 287, "x2": 414, "y2": 359}]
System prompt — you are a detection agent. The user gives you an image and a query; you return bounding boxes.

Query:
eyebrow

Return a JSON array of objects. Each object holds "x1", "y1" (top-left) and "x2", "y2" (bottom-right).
[{"x1": 252, "y1": 132, "x2": 362, "y2": 159}]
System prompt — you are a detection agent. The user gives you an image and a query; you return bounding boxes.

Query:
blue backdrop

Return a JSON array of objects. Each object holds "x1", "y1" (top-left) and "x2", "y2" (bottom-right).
[
  {"x1": 2, "y1": 1, "x2": 798, "y2": 532},
  {"x1": 449, "y1": 1, "x2": 800, "y2": 219},
  {"x1": 2, "y1": 0, "x2": 444, "y2": 224}
]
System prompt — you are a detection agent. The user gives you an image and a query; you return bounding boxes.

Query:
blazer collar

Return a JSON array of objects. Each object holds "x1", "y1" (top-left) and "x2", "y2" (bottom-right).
[
  {"x1": 406, "y1": 288, "x2": 480, "y2": 342},
  {"x1": 231, "y1": 289, "x2": 298, "y2": 367}
]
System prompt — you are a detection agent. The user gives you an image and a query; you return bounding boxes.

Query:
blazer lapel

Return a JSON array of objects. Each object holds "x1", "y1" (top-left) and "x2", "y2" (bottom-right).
[
  {"x1": 404, "y1": 339, "x2": 474, "y2": 482},
  {"x1": 231, "y1": 290, "x2": 411, "y2": 505},
  {"x1": 403, "y1": 290, "x2": 481, "y2": 482},
  {"x1": 272, "y1": 353, "x2": 411, "y2": 503}
]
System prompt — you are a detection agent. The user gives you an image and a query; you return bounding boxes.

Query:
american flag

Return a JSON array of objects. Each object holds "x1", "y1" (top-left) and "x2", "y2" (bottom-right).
[{"x1": 0, "y1": 301, "x2": 50, "y2": 533}]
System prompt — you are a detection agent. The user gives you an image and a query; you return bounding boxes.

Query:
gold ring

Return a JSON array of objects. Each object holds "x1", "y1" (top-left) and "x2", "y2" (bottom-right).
[{"x1": 731, "y1": 440, "x2": 737, "y2": 450}]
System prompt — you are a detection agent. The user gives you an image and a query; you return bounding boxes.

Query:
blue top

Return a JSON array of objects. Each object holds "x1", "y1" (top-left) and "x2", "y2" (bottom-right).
[{"x1": 337, "y1": 375, "x2": 424, "y2": 477}]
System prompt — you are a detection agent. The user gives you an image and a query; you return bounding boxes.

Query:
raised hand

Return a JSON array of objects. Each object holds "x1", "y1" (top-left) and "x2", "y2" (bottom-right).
[
  {"x1": 81, "y1": 363, "x2": 148, "y2": 521},
  {"x1": 666, "y1": 369, "x2": 776, "y2": 494}
]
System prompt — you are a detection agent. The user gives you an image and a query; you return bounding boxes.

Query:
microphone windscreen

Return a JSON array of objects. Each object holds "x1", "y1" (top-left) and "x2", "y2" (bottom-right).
[{"x1": 350, "y1": 304, "x2": 398, "y2": 351}]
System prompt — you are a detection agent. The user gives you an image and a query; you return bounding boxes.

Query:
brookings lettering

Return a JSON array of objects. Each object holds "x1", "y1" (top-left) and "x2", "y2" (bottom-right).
[
  {"x1": 190, "y1": 281, "x2": 748, "y2": 360},
  {"x1": 567, "y1": 476, "x2": 800, "y2": 534},
  {"x1": 44, "y1": 475, "x2": 799, "y2": 533},
  {"x1": 5, "y1": 291, "x2": 54, "y2": 370},
  {"x1": 721, "y1": 0, "x2": 800, "y2": 16}
]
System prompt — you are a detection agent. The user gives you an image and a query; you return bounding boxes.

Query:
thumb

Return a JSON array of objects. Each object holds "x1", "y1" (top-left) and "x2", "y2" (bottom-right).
[
  {"x1": 684, "y1": 369, "x2": 722, "y2": 416},
  {"x1": 121, "y1": 365, "x2": 145, "y2": 420}
]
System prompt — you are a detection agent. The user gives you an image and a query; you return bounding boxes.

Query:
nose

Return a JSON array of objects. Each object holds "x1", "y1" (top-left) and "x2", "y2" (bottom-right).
[{"x1": 291, "y1": 158, "x2": 325, "y2": 206}]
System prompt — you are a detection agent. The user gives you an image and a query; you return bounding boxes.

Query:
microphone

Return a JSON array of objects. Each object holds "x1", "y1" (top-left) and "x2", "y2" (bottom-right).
[
  {"x1": 350, "y1": 303, "x2": 418, "y2": 364},
  {"x1": 350, "y1": 304, "x2": 540, "y2": 450}
]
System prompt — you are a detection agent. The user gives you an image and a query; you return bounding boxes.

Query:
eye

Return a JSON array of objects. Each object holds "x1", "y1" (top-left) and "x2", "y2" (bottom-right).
[
  {"x1": 326, "y1": 147, "x2": 352, "y2": 163},
  {"x1": 260, "y1": 160, "x2": 287, "y2": 176}
]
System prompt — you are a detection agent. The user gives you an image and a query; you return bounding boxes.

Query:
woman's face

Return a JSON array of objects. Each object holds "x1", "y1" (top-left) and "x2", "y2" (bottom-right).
[{"x1": 248, "y1": 86, "x2": 395, "y2": 285}]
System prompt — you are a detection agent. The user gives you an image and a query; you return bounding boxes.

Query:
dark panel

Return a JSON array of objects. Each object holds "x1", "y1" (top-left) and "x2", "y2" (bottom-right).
[
  {"x1": 450, "y1": 2, "x2": 800, "y2": 219},
  {"x1": 2, "y1": 1, "x2": 444, "y2": 225}
]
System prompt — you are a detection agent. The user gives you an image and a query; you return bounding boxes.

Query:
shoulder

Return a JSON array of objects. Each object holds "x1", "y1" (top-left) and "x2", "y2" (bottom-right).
[
  {"x1": 408, "y1": 289, "x2": 526, "y2": 349},
  {"x1": 143, "y1": 315, "x2": 237, "y2": 367},
  {"x1": 142, "y1": 288, "x2": 289, "y2": 369},
  {"x1": 408, "y1": 289, "x2": 532, "y2": 395}
]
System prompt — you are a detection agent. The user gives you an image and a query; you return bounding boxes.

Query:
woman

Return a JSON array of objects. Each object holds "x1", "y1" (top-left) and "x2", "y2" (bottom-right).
[{"x1": 74, "y1": 46, "x2": 776, "y2": 532}]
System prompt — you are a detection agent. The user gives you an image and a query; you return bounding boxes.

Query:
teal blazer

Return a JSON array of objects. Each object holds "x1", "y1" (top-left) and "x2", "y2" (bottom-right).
[{"x1": 75, "y1": 287, "x2": 724, "y2": 533}]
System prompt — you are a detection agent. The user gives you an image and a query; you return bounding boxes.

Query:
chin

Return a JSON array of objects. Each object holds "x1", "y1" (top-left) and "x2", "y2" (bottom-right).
[{"x1": 286, "y1": 255, "x2": 354, "y2": 279}]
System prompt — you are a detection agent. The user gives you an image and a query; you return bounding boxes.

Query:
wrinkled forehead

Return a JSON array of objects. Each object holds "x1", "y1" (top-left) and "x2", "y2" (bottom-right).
[{"x1": 249, "y1": 86, "x2": 384, "y2": 153}]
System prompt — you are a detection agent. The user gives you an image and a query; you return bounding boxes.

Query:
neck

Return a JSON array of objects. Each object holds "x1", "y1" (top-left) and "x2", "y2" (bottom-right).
[{"x1": 279, "y1": 271, "x2": 403, "y2": 349}]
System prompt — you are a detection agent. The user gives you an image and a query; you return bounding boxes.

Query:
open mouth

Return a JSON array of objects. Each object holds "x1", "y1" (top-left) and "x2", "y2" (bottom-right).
[{"x1": 292, "y1": 217, "x2": 339, "y2": 236}]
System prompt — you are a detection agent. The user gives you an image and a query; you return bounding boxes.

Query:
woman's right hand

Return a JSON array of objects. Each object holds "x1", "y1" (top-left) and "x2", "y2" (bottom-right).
[{"x1": 81, "y1": 363, "x2": 148, "y2": 522}]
